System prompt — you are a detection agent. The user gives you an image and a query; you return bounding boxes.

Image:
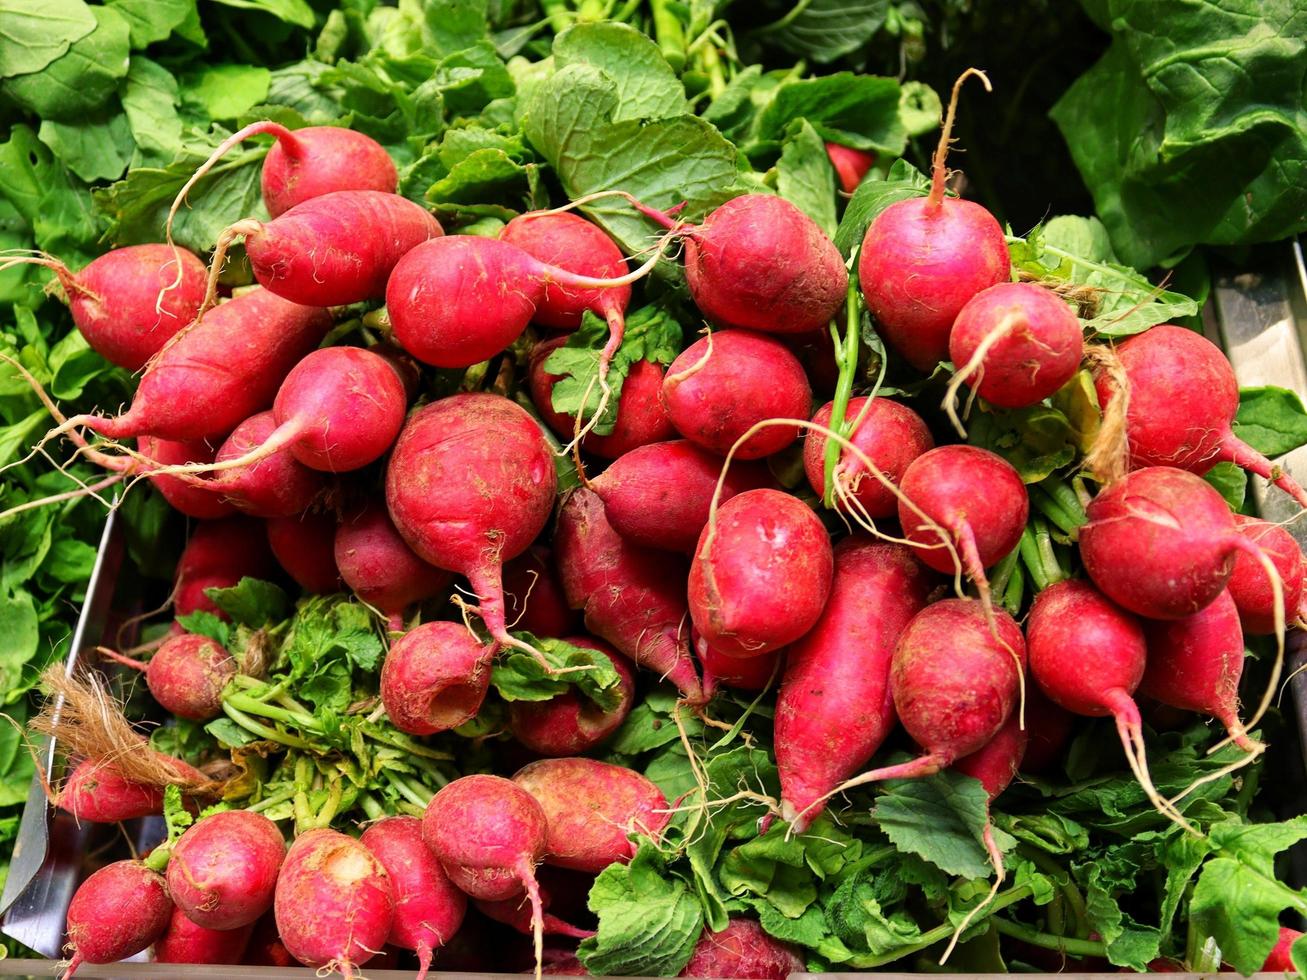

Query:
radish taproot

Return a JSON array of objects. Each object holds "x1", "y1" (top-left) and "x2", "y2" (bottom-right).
[
  {"x1": 62, "y1": 861, "x2": 172, "y2": 977},
  {"x1": 476, "y1": 894, "x2": 595, "y2": 940},
  {"x1": 380, "y1": 621, "x2": 494, "y2": 736},
  {"x1": 267, "y1": 512, "x2": 343, "y2": 595},
  {"x1": 102, "y1": 632, "x2": 235, "y2": 722},
  {"x1": 335, "y1": 503, "x2": 453, "y2": 631},
  {"x1": 508, "y1": 638, "x2": 635, "y2": 756},
  {"x1": 167, "y1": 810, "x2": 286, "y2": 930}
]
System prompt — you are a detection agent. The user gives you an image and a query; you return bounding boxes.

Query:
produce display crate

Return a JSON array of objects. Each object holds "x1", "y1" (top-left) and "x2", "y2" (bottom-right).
[{"x1": 1, "y1": 240, "x2": 1305, "y2": 978}]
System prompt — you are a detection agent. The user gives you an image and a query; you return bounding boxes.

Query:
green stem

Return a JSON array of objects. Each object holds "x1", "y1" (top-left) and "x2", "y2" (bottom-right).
[
  {"x1": 222, "y1": 703, "x2": 316, "y2": 750},
  {"x1": 387, "y1": 771, "x2": 436, "y2": 808},
  {"x1": 293, "y1": 757, "x2": 315, "y2": 835},
  {"x1": 649, "y1": 0, "x2": 686, "y2": 71},
  {"x1": 1002, "y1": 560, "x2": 1025, "y2": 615},
  {"x1": 857, "y1": 883, "x2": 1035, "y2": 967},
  {"x1": 362, "y1": 723, "x2": 453, "y2": 761},
  {"x1": 224, "y1": 692, "x2": 322, "y2": 733},
  {"x1": 993, "y1": 918, "x2": 1108, "y2": 958},
  {"x1": 698, "y1": 39, "x2": 727, "y2": 98},
  {"x1": 1022, "y1": 848, "x2": 1090, "y2": 939},
  {"x1": 822, "y1": 278, "x2": 861, "y2": 509},
  {"x1": 1034, "y1": 517, "x2": 1065, "y2": 584},
  {"x1": 539, "y1": 0, "x2": 573, "y2": 35},
  {"x1": 143, "y1": 842, "x2": 172, "y2": 873},
  {"x1": 314, "y1": 778, "x2": 344, "y2": 829},
  {"x1": 577, "y1": 0, "x2": 606, "y2": 18},
  {"x1": 988, "y1": 547, "x2": 1020, "y2": 603},
  {"x1": 1018, "y1": 526, "x2": 1050, "y2": 592},
  {"x1": 360, "y1": 794, "x2": 385, "y2": 821},
  {"x1": 1041, "y1": 478, "x2": 1088, "y2": 526},
  {"x1": 1030, "y1": 485, "x2": 1082, "y2": 537},
  {"x1": 246, "y1": 788, "x2": 297, "y2": 814}
]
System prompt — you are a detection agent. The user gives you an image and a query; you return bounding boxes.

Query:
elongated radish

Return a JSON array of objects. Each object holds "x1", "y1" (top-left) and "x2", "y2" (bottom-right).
[
  {"x1": 1227, "y1": 515, "x2": 1306, "y2": 635},
  {"x1": 508, "y1": 637, "x2": 635, "y2": 756},
  {"x1": 267, "y1": 512, "x2": 343, "y2": 594},
  {"x1": 138, "y1": 436, "x2": 234, "y2": 519},
  {"x1": 62, "y1": 861, "x2": 172, "y2": 977},
  {"x1": 102, "y1": 632, "x2": 235, "y2": 721},
  {"x1": 335, "y1": 503, "x2": 453, "y2": 631},
  {"x1": 57, "y1": 758, "x2": 164, "y2": 823},
  {"x1": 380, "y1": 621, "x2": 494, "y2": 735}
]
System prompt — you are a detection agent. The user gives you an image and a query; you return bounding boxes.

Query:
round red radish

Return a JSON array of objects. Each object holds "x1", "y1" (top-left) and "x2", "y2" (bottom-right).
[
  {"x1": 697, "y1": 630, "x2": 781, "y2": 695},
  {"x1": 826, "y1": 143, "x2": 876, "y2": 194},
  {"x1": 64, "y1": 861, "x2": 172, "y2": 970},
  {"x1": 143, "y1": 632, "x2": 235, "y2": 721},
  {"x1": 1227, "y1": 515, "x2": 1305, "y2": 635},
  {"x1": 508, "y1": 637, "x2": 635, "y2": 756},
  {"x1": 168, "y1": 810, "x2": 285, "y2": 930},
  {"x1": 57, "y1": 758, "x2": 163, "y2": 823},
  {"x1": 335, "y1": 503, "x2": 452, "y2": 631},
  {"x1": 1263, "y1": 927, "x2": 1302, "y2": 972},
  {"x1": 948, "y1": 282, "x2": 1083, "y2": 408},
  {"x1": 689, "y1": 488, "x2": 834, "y2": 658},
  {"x1": 380, "y1": 621, "x2": 493, "y2": 736},
  {"x1": 154, "y1": 908, "x2": 253, "y2": 964},
  {"x1": 680, "y1": 918, "x2": 803, "y2": 980},
  {"x1": 267, "y1": 511, "x2": 343, "y2": 594},
  {"x1": 661, "y1": 330, "x2": 811, "y2": 459},
  {"x1": 210, "y1": 411, "x2": 327, "y2": 519},
  {"x1": 261, "y1": 126, "x2": 398, "y2": 216},
  {"x1": 174, "y1": 516, "x2": 277, "y2": 620},
  {"x1": 139, "y1": 436, "x2": 234, "y2": 519},
  {"x1": 952, "y1": 711, "x2": 1028, "y2": 801},
  {"x1": 803, "y1": 397, "x2": 934, "y2": 517},
  {"x1": 503, "y1": 546, "x2": 581, "y2": 640},
  {"x1": 500, "y1": 211, "x2": 630, "y2": 329}
]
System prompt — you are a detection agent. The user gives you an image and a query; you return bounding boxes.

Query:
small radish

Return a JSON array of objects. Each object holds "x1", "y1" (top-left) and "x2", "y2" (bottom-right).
[
  {"x1": 776, "y1": 539, "x2": 932, "y2": 830},
  {"x1": 513, "y1": 758, "x2": 668, "y2": 873},
  {"x1": 0, "y1": 245, "x2": 207, "y2": 371},
  {"x1": 591, "y1": 440, "x2": 773, "y2": 554},
  {"x1": 138, "y1": 436, "x2": 234, "y2": 519},
  {"x1": 57, "y1": 758, "x2": 165, "y2": 823},
  {"x1": 203, "y1": 411, "x2": 328, "y2": 519},
  {"x1": 690, "y1": 488, "x2": 833, "y2": 658},
  {"x1": 476, "y1": 894, "x2": 595, "y2": 940},
  {"x1": 1019, "y1": 687, "x2": 1076, "y2": 775},
  {"x1": 167, "y1": 810, "x2": 286, "y2": 930},
  {"x1": 503, "y1": 546, "x2": 582, "y2": 640},
  {"x1": 555, "y1": 488, "x2": 703, "y2": 702},
  {"x1": 242, "y1": 913, "x2": 296, "y2": 967},
  {"x1": 62, "y1": 861, "x2": 172, "y2": 977},
  {"x1": 154, "y1": 909, "x2": 253, "y2": 965},
  {"x1": 380, "y1": 621, "x2": 494, "y2": 736},
  {"x1": 1097, "y1": 324, "x2": 1307, "y2": 508},
  {"x1": 1263, "y1": 928, "x2": 1303, "y2": 972},
  {"x1": 385, "y1": 393, "x2": 557, "y2": 658},
  {"x1": 803, "y1": 397, "x2": 934, "y2": 518},
  {"x1": 826, "y1": 143, "x2": 876, "y2": 194},
  {"x1": 267, "y1": 512, "x2": 343, "y2": 595},
  {"x1": 174, "y1": 515, "x2": 277, "y2": 620},
  {"x1": 102, "y1": 632, "x2": 235, "y2": 722},
  {"x1": 859, "y1": 71, "x2": 1010, "y2": 372},
  {"x1": 1227, "y1": 515, "x2": 1306, "y2": 635},
  {"x1": 661, "y1": 329, "x2": 812, "y2": 459},
  {"x1": 335, "y1": 503, "x2": 453, "y2": 632},
  {"x1": 360, "y1": 816, "x2": 467, "y2": 979},
  {"x1": 680, "y1": 918, "x2": 803, "y2": 980},
  {"x1": 697, "y1": 629, "x2": 782, "y2": 696},
  {"x1": 273, "y1": 828, "x2": 395, "y2": 975},
  {"x1": 508, "y1": 637, "x2": 636, "y2": 756}
]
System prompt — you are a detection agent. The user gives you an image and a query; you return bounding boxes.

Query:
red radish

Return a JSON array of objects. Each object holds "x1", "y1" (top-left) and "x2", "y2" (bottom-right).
[
  {"x1": 174, "y1": 516, "x2": 277, "y2": 620},
  {"x1": 529, "y1": 339, "x2": 675, "y2": 459},
  {"x1": 361, "y1": 816, "x2": 467, "y2": 979},
  {"x1": 1227, "y1": 515, "x2": 1306, "y2": 634},
  {"x1": 544, "y1": 951, "x2": 590, "y2": 974},
  {"x1": 1098, "y1": 325, "x2": 1307, "y2": 508},
  {"x1": 592, "y1": 440, "x2": 774, "y2": 553},
  {"x1": 167, "y1": 810, "x2": 285, "y2": 930},
  {"x1": 508, "y1": 638, "x2": 635, "y2": 755},
  {"x1": 138, "y1": 436, "x2": 234, "y2": 519},
  {"x1": 0, "y1": 245, "x2": 207, "y2": 371},
  {"x1": 267, "y1": 511, "x2": 343, "y2": 594},
  {"x1": 204, "y1": 411, "x2": 328, "y2": 519},
  {"x1": 555, "y1": 488, "x2": 703, "y2": 702},
  {"x1": 273, "y1": 828, "x2": 395, "y2": 974},
  {"x1": 513, "y1": 758, "x2": 669, "y2": 873},
  {"x1": 475, "y1": 893, "x2": 595, "y2": 940},
  {"x1": 154, "y1": 909, "x2": 253, "y2": 964},
  {"x1": 859, "y1": 71, "x2": 1010, "y2": 372},
  {"x1": 826, "y1": 143, "x2": 876, "y2": 194},
  {"x1": 57, "y1": 758, "x2": 164, "y2": 822},
  {"x1": 1019, "y1": 687, "x2": 1075, "y2": 774},
  {"x1": 503, "y1": 546, "x2": 581, "y2": 639},
  {"x1": 898, "y1": 445, "x2": 1028, "y2": 600},
  {"x1": 387, "y1": 236, "x2": 659, "y2": 370},
  {"x1": 680, "y1": 918, "x2": 803, "y2": 980},
  {"x1": 1141, "y1": 589, "x2": 1259, "y2": 752},
  {"x1": 803, "y1": 397, "x2": 934, "y2": 518},
  {"x1": 661, "y1": 329, "x2": 812, "y2": 459},
  {"x1": 242, "y1": 913, "x2": 296, "y2": 967},
  {"x1": 386, "y1": 394, "x2": 557, "y2": 657},
  {"x1": 63, "y1": 861, "x2": 172, "y2": 975},
  {"x1": 335, "y1": 503, "x2": 453, "y2": 631},
  {"x1": 103, "y1": 632, "x2": 235, "y2": 721},
  {"x1": 775, "y1": 539, "x2": 931, "y2": 830},
  {"x1": 1263, "y1": 928, "x2": 1302, "y2": 972},
  {"x1": 635, "y1": 194, "x2": 848, "y2": 335},
  {"x1": 380, "y1": 621, "x2": 494, "y2": 735},
  {"x1": 690, "y1": 488, "x2": 833, "y2": 658},
  {"x1": 952, "y1": 711, "x2": 1028, "y2": 800},
  {"x1": 946, "y1": 281, "x2": 1083, "y2": 414},
  {"x1": 697, "y1": 630, "x2": 781, "y2": 695}
]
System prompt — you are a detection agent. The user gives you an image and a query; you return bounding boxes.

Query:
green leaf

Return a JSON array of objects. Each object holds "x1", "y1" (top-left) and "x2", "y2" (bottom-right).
[
  {"x1": 748, "y1": 0, "x2": 889, "y2": 63},
  {"x1": 204, "y1": 577, "x2": 290, "y2": 628},
  {"x1": 120, "y1": 57, "x2": 184, "y2": 167},
  {"x1": 967, "y1": 404, "x2": 1078, "y2": 484},
  {"x1": 0, "y1": 591, "x2": 39, "y2": 697},
  {"x1": 162, "y1": 783, "x2": 194, "y2": 841},
  {"x1": 204, "y1": 717, "x2": 259, "y2": 747},
  {"x1": 493, "y1": 632, "x2": 625, "y2": 712},
  {"x1": 1235, "y1": 386, "x2": 1307, "y2": 459},
  {"x1": 608, "y1": 692, "x2": 702, "y2": 756},
  {"x1": 553, "y1": 22, "x2": 686, "y2": 122},
  {"x1": 873, "y1": 770, "x2": 1012, "y2": 879},
  {"x1": 757, "y1": 73, "x2": 905, "y2": 155},
  {"x1": 898, "y1": 81, "x2": 941, "y2": 138},
  {"x1": 777, "y1": 120, "x2": 837, "y2": 238},
  {"x1": 833, "y1": 157, "x2": 930, "y2": 255},
  {"x1": 104, "y1": 0, "x2": 195, "y2": 49},
  {"x1": 0, "y1": 0, "x2": 97, "y2": 77},
  {"x1": 718, "y1": 818, "x2": 862, "y2": 919},
  {"x1": 0, "y1": 125, "x2": 101, "y2": 264},
  {"x1": 209, "y1": 0, "x2": 316, "y2": 29},
  {"x1": 420, "y1": 0, "x2": 491, "y2": 56},
  {"x1": 1, "y1": 6, "x2": 130, "y2": 119},
  {"x1": 182, "y1": 64, "x2": 272, "y2": 120},
  {"x1": 175, "y1": 611, "x2": 231, "y2": 647},
  {"x1": 1203, "y1": 462, "x2": 1247, "y2": 512},
  {"x1": 39, "y1": 110, "x2": 136, "y2": 184},
  {"x1": 1041, "y1": 214, "x2": 1116, "y2": 264}
]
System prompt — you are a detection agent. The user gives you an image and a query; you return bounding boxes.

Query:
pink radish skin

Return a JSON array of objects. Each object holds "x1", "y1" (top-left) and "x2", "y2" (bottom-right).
[
  {"x1": 513, "y1": 758, "x2": 669, "y2": 873},
  {"x1": 508, "y1": 638, "x2": 635, "y2": 756},
  {"x1": 592, "y1": 440, "x2": 774, "y2": 554},
  {"x1": 1141, "y1": 589, "x2": 1258, "y2": 751},
  {"x1": 555, "y1": 489, "x2": 703, "y2": 702},
  {"x1": 952, "y1": 711, "x2": 1028, "y2": 800},
  {"x1": 1263, "y1": 928, "x2": 1303, "y2": 972},
  {"x1": 661, "y1": 330, "x2": 812, "y2": 459},
  {"x1": 386, "y1": 394, "x2": 556, "y2": 653},
  {"x1": 138, "y1": 436, "x2": 234, "y2": 519},
  {"x1": 334, "y1": 503, "x2": 452, "y2": 632},
  {"x1": 804, "y1": 397, "x2": 935, "y2": 517},
  {"x1": 503, "y1": 546, "x2": 582, "y2": 640},
  {"x1": 154, "y1": 909, "x2": 253, "y2": 965},
  {"x1": 209, "y1": 411, "x2": 327, "y2": 519},
  {"x1": 826, "y1": 143, "x2": 876, "y2": 194},
  {"x1": 267, "y1": 512, "x2": 343, "y2": 595},
  {"x1": 500, "y1": 212, "x2": 631, "y2": 330},
  {"x1": 1227, "y1": 515, "x2": 1306, "y2": 635},
  {"x1": 380, "y1": 621, "x2": 494, "y2": 736},
  {"x1": 174, "y1": 516, "x2": 277, "y2": 620},
  {"x1": 63, "y1": 861, "x2": 172, "y2": 973},
  {"x1": 360, "y1": 816, "x2": 467, "y2": 979},
  {"x1": 138, "y1": 632, "x2": 235, "y2": 721},
  {"x1": 680, "y1": 918, "x2": 803, "y2": 980},
  {"x1": 260, "y1": 125, "x2": 398, "y2": 216},
  {"x1": 1099, "y1": 325, "x2": 1307, "y2": 508},
  {"x1": 242, "y1": 913, "x2": 296, "y2": 967},
  {"x1": 66, "y1": 288, "x2": 331, "y2": 443},
  {"x1": 529, "y1": 339, "x2": 675, "y2": 459},
  {"x1": 273, "y1": 828, "x2": 395, "y2": 973},
  {"x1": 167, "y1": 810, "x2": 286, "y2": 930},
  {"x1": 690, "y1": 488, "x2": 834, "y2": 658},
  {"x1": 475, "y1": 892, "x2": 595, "y2": 940},
  {"x1": 57, "y1": 759, "x2": 164, "y2": 822},
  {"x1": 697, "y1": 630, "x2": 781, "y2": 695},
  {"x1": 775, "y1": 539, "x2": 932, "y2": 830},
  {"x1": 948, "y1": 282, "x2": 1083, "y2": 408},
  {"x1": 898, "y1": 445, "x2": 1028, "y2": 582}
]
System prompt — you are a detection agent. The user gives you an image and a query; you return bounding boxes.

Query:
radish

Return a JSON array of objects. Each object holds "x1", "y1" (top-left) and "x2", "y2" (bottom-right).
[
  {"x1": 661, "y1": 329, "x2": 812, "y2": 459},
  {"x1": 858, "y1": 71, "x2": 1010, "y2": 372},
  {"x1": 138, "y1": 436, "x2": 234, "y2": 519},
  {"x1": 202, "y1": 411, "x2": 328, "y2": 519},
  {"x1": 335, "y1": 503, "x2": 453, "y2": 632},
  {"x1": 680, "y1": 918, "x2": 803, "y2": 980},
  {"x1": 554, "y1": 488, "x2": 703, "y2": 702},
  {"x1": 803, "y1": 397, "x2": 934, "y2": 518},
  {"x1": 513, "y1": 758, "x2": 669, "y2": 873},
  {"x1": 273, "y1": 828, "x2": 395, "y2": 975},
  {"x1": 385, "y1": 393, "x2": 557, "y2": 659},
  {"x1": 360, "y1": 816, "x2": 467, "y2": 979},
  {"x1": 57, "y1": 758, "x2": 164, "y2": 823},
  {"x1": 697, "y1": 629, "x2": 781, "y2": 696},
  {"x1": 508, "y1": 637, "x2": 636, "y2": 756},
  {"x1": 826, "y1": 143, "x2": 876, "y2": 194},
  {"x1": 775, "y1": 539, "x2": 932, "y2": 831},
  {"x1": 242, "y1": 913, "x2": 296, "y2": 967},
  {"x1": 1098, "y1": 324, "x2": 1307, "y2": 508},
  {"x1": 1264, "y1": 928, "x2": 1303, "y2": 972},
  {"x1": 380, "y1": 621, "x2": 494, "y2": 736},
  {"x1": 0, "y1": 245, "x2": 207, "y2": 371},
  {"x1": 591, "y1": 440, "x2": 773, "y2": 554},
  {"x1": 174, "y1": 516, "x2": 277, "y2": 620},
  {"x1": 153, "y1": 909, "x2": 253, "y2": 965},
  {"x1": 267, "y1": 512, "x2": 343, "y2": 595},
  {"x1": 167, "y1": 810, "x2": 286, "y2": 930},
  {"x1": 1227, "y1": 515, "x2": 1306, "y2": 634},
  {"x1": 1019, "y1": 687, "x2": 1075, "y2": 775},
  {"x1": 503, "y1": 546, "x2": 582, "y2": 640},
  {"x1": 101, "y1": 632, "x2": 235, "y2": 722},
  {"x1": 63, "y1": 861, "x2": 172, "y2": 975},
  {"x1": 476, "y1": 894, "x2": 595, "y2": 940}
]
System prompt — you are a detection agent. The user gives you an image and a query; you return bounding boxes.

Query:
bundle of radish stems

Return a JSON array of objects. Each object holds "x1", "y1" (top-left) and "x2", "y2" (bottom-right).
[{"x1": 3, "y1": 70, "x2": 1304, "y2": 980}]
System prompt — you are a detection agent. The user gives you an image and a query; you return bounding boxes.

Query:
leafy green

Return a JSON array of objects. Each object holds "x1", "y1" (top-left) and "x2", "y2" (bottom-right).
[
  {"x1": 0, "y1": 0, "x2": 98, "y2": 78},
  {"x1": 1234, "y1": 386, "x2": 1307, "y2": 459},
  {"x1": 756, "y1": 73, "x2": 906, "y2": 155},
  {"x1": 777, "y1": 120, "x2": 838, "y2": 237},
  {"x1": 205, "y1": 577, "x2": 291, "y2": 628},
  {"x1": 873, "y1": 771, "x2": 1013, "y2": 879},
  {"x1": 968, "y1": 403, "x2": 1078, "y2": 483},
  {"x1": 747, "y1": 0, "x2": 890, "y2": 63},
  {"x1": 833, "y1": 157, "x2": 931, "y2": 255},
  {"x1": 493, "y1": 632, "x2": 625, "y2": 712},
  {"x1": 1, "y1": 6, "x2": 131, "y2": 120}
]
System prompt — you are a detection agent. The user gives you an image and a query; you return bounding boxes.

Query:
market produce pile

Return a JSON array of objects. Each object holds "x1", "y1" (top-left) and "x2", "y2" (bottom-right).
[{"x1": 3, "y1": 1, "x2": 1307, "y2": 978}]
